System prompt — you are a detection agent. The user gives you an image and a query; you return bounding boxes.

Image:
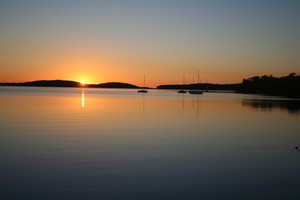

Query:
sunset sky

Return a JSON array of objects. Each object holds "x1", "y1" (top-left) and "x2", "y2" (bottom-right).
[{"x1": 1, "y1": 0, "x2": 299, "y2": 87}]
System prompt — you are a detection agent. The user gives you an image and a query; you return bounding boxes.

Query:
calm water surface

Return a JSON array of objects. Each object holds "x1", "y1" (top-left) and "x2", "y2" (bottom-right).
[{"x1": 0, "y1": 86, "x2": 300, "y2": 200}]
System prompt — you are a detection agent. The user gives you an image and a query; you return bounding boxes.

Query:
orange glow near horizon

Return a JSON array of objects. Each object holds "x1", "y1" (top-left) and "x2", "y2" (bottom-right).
[
  {"x1": 1, "y1": 64, "x2": 298, "y2": 88},
  {"x1": 0, "y1": 52, "x2": 266, "y2": 87}
]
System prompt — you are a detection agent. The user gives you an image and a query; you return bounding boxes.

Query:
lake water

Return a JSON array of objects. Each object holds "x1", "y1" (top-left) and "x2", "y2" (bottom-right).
[{"x1": 0, "y1": 86, "x2": 300, "y2": 200}]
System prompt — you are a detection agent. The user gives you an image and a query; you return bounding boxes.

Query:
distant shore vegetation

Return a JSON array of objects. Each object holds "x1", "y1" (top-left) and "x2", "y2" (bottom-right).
[
  {"x1": 236, "y1": 73, "x2": 300, "y2": 98},
  {"x1": 0, "y1": 73, "x2": 299, "y2": 98},
  {"x1": 156, "y1": 83, "x2": 238, "y2": 91}
]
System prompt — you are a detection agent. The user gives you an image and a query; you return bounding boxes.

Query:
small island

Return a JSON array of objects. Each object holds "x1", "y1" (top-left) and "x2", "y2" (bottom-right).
[
  {"x1": 88, "y1": 82, "x2": 139, "y2": 89},
  {"x1": 0, "y1": 80, "x2": 140, "y2": 89}
]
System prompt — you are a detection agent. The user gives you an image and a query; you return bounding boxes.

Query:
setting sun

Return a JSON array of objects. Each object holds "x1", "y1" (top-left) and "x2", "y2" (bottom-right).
[{"x1": 80, "y1": 81, "x2": 87, "y2": 85}]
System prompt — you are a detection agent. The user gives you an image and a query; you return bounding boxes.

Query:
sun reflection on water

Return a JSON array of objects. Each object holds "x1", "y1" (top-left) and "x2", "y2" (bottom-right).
[{"x1": 81, "y1": 89, "x2": 85, "y2": 108}]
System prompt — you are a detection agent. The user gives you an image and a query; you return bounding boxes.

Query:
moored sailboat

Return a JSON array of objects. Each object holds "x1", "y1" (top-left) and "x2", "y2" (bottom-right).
[
  {"x1": 178, "y1": 75, "x2": 187, "y2": 93},
  {"x1": 188, "y1": 70, "x2": 203, "y2": 95},
  {"x1": 138, "y1": 74, "x2": 148, "y2": 93}
]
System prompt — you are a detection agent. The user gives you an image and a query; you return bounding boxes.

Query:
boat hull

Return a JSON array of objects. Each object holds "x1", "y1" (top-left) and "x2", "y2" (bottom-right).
[
  {"x1": 178, "y1": 90, "x2": 187, "y2": 93},
  {"x1": 138, "y1": 90, "x2": 148, "y2": 93},
  {"x1": 188, "y1": 90, "x2": 203, "y2": 94}
]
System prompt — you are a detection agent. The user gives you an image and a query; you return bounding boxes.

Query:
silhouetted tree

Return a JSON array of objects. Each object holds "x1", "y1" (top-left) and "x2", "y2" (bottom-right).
[{"x1": 237, "y1": 73, "x2": 300, "y2": 98}]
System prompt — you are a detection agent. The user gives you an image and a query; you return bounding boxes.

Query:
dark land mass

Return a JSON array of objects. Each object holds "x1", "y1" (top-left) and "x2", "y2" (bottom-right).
[
  {"x1": 88, "y1": 82, "x2": 139, "y2": 88},
  {"x1": 236, "y1": 73, "x2": 300, "y2": 98},
  {"x1": 0, "y1": 80, "x2": 140, "y2": 88},
  {"x1": 0, "y1": 80, "x2": 81, "y2": 87},
  {"x1": 157, "y1": 83, "x2": 239, "y2": 91}
]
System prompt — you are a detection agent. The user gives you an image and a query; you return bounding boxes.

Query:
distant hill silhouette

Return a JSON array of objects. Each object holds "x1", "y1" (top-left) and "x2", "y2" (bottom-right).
[
  {"x1": 0, "y1": 80, "x2": 81, "y2": 87},
  {"x1": 88, "y1": 82, "x2": 139, "y2": 88},
  {"x1": 157, "y1": 83, "x2": 239, "y2": 90},
  {"x1": 0, "y1": 80, "x2": 140, "y2": 89},
  {"x1": 236, "y1": 73, "x2": 300, "y2": 98}
]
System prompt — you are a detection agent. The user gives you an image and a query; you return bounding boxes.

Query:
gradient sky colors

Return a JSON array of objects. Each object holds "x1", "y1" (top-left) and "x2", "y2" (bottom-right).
[{"x1": 1, "y1": 0, "x2": 300, "y2": 87}]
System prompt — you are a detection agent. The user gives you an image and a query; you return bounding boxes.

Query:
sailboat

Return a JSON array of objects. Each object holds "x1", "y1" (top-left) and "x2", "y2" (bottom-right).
[
  {"x1": 188, "y1": 70, "x2": 203, "y2": 95},
  {"x1": 138, "y1": 74, "x2": 148, "y2": 93},
  {"x1": 178, "y1": 75, "x2": 187, "y2": 93}
]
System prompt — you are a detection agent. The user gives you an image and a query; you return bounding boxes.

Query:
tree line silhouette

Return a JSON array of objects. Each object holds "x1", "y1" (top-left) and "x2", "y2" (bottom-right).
[
  {"x1": 236, "y1": 73, "x2": 300, "y2": 98},
  {"x1": 156, "y1": 83, "x2": 238, "y2": 90}
]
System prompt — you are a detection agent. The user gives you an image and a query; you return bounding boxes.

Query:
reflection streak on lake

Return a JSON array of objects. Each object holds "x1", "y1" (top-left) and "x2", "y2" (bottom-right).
[
  {"x1": 81, "y1": 89, "x2": 85, "y2": 108},
  {"x1": 0, "y1": 87, "x2": 300, "y2": 200}
]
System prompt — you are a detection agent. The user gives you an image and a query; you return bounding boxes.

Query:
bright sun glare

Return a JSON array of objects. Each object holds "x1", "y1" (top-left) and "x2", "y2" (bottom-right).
[{"x1": 80, "y1": 81, "x2": 87, "y2": 85}]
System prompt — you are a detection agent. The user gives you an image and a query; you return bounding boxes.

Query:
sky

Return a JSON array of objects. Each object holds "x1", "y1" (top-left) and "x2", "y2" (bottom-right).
[{"x1": 0, "y1": 0, "x2": 300, "y2": 87}]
